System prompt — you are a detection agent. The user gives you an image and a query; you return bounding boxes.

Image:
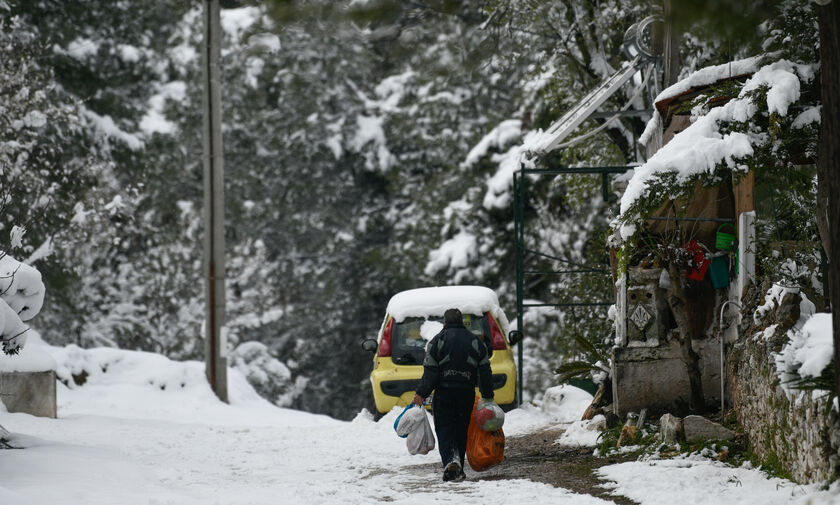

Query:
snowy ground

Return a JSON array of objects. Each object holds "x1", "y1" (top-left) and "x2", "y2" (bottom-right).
[{"x1": 1, "y1": 345, "x2": 840, "y2": 505}]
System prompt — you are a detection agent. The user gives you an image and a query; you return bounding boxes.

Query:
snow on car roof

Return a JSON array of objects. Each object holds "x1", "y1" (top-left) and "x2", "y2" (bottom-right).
[{"x1": 386, "y1": 285, "x2": 505, "y2": 324}]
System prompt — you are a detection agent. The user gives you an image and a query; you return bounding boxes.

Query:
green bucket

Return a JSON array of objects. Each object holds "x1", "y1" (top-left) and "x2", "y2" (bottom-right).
[
  {"x1": 716, "y1": 223, "x2": 736, "y2": 251},
  {"x1": 710, "y1": 255, "x2": 730, "y2": 289}
]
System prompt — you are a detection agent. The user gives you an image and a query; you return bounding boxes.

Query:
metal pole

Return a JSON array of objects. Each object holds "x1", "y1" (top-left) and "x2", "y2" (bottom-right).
[
  {"x1": 718, "y1": 301, "x2": 741, "y2": 415},
  {"x1": 202, "y1": 0, "x2": 228, "y2": 402},
  {"x1": 514, "y1": 170, "x2": 525, "y2": 407}
]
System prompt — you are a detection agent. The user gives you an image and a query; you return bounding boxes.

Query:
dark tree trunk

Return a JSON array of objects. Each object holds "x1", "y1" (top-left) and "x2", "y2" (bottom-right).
[
  {"x1": 816, "y1": 1, "x2": 840, "y2": 400},
  {"x1": 667, "y1": 263, "x2": 705, "y2": 413}
]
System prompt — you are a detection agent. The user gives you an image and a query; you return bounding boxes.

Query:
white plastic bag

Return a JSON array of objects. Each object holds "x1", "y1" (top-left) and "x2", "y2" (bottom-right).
[
  {"x1": 405, "y1": 409, "x2": 435, "y2": 455},
  {"x1": 475, "y1": 399, "x2": 505, "y2": 432},
  {"x1": 395, "y1": 405, "x2": 426, "y2": 438}
]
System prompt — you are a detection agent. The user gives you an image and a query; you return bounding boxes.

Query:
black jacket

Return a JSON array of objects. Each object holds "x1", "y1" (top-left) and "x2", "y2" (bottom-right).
[{"x1": 415, "y1": 322, "x2": 494, "y2": 400}]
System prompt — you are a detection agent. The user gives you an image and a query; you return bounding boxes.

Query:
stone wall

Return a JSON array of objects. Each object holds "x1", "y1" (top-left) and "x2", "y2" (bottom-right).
[{"x1": 728, "y1": 282, "x2": 840, "y2": 483}]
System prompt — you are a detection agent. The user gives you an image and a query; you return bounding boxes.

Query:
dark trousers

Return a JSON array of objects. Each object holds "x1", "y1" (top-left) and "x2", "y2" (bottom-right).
[{"x1": 432, "y1": 387, "x2": 475, "y2": 468}]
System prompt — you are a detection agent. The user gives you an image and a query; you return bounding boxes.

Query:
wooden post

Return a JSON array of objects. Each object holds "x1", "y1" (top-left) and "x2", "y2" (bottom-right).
[
  {"x1": 733, "y1": 170, "x2": 755, "y2": 218},
  {"x1": 815, "y1": 0, "x2": 840, "y2": 401},
  {"x1": 202, "y1": 0, "x2": 228, "y2": 402}
]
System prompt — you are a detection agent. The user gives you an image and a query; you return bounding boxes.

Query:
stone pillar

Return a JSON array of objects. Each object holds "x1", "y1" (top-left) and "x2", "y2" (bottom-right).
[{"x1": 0, "y1": 371, "x2": 57, "y2": 418}]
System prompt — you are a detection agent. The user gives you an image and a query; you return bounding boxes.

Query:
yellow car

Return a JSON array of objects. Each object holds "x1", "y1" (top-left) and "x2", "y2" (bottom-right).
[{"x1": 362, "y1": 286, "x2": 522, "y2": 414}]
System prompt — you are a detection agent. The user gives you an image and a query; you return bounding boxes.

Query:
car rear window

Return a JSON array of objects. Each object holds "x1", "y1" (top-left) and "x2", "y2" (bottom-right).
[{"x1": 391, "y1": 314, "x2": 491, "y2": 365}]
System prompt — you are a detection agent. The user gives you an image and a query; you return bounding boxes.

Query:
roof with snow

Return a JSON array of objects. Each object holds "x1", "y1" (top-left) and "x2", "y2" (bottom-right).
[
  {"x1": 655, "y1": 55, "x2": 769, "y2": 105},
  {"x1": 385, "y1": 285, "x2": 505, "y2": 324}
]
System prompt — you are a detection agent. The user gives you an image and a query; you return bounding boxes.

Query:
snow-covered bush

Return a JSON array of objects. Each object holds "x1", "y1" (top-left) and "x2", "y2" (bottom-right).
[
  {"x1": 755, "y1": 285, "x2": 835, "y2": 397},
  {"x1": 229, "y1": 341, "x2": 303, "y2": 408},
  {"x1": 0, "y1": 251, "x2": 45, "y2": 355}
]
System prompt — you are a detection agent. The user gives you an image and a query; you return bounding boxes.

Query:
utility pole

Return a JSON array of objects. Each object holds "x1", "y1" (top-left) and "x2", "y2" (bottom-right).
[
  {"x1": 662, "y1": 0, "x2": 680, "y2": 88},
  {"x1": 202, "y1": 0, "x2": 228, "y2": 402}
]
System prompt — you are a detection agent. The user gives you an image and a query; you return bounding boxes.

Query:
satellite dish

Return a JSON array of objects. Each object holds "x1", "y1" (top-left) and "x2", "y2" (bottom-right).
[{"x1": 622, "y1": 16, "x2": 660, "y2": 62}]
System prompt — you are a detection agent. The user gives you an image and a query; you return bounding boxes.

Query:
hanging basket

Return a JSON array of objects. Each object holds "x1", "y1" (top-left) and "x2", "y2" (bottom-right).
[
  {"x1": 715, "y1": 223, "x2": 737, "y2": 251},
  {"x1": 683, "y1": 240, "x2": 710, "y2": 281}
]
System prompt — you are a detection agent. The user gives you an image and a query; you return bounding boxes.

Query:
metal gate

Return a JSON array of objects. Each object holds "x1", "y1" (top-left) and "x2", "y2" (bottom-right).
[{"x1": 512, "y1": 165, "x2": 633, "y2": 404}]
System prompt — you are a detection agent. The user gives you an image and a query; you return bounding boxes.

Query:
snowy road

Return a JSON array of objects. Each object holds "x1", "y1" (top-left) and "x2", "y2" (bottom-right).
[
  {"x1": 1, "y1": 345, "x2": 839, "y2": 505},
  {"x1": 1, "y1": 390, "x2": 610, "y2": 505}
]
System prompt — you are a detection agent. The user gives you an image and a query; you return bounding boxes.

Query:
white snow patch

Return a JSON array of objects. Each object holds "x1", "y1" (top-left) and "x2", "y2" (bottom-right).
[
  {"x1": 220, "y1": 6, "x2": 263, "y2": 43},
  {"x1": 655, "y1": 54, "x2": 768, "y2": 104},
  {"x1": 0, "y1": 330, "x2": 56, "y2": 372},
  {"x1": 116, "y1": 44, "x2": 141, "y2": 63},
  {"x1": 483, "y1": 130, "x2": 541, "y2": 209},
  {"x1": 140, "y1": 81, "x2": 186, "y2": 135},
  {"x1": 0, "y1": 253, "x2": 45, "y2": 323},
  {"x1": 462, "y1": 119, "x2": 522, "y2": 169},
  {"x1": 424, "y1": 231, "x2": 477, "y2": 277},
  {"x1": 598, "y1": 455, "x2": 828, "y2": 505},
  {"x1": 793, "y1": 313, "x2": 833, "y2": 378},
  {"x1": 351, "y1": 114, "x2": 393, "y2": 171},
  {"x1": 82, "y1": 109, "x2": 144, "y2": 150},
  {"x1": 792, "y1": 105, "x2": 821, "y2": 129},
  {"x1": 540, "y1": 384, "x2": 594, "y2": 424},
  {"x1": 385, "y1": 286, "x2": 509, "y2": 329},
  {"x1": 61, "y1": 37, "x2": 100, "y2": 59},
  {"x1": 555, "y1": 416, "x2": 605, "y2": 447},
  {"x1": 419, "y1": 320, "x2": 443, "y2": 341},
  {"x1": 9, "y1": 226, "x2": 25, "y2": 249},
  {"x1": 374, "y1": 71, "x2": 415, "y2": 112}
]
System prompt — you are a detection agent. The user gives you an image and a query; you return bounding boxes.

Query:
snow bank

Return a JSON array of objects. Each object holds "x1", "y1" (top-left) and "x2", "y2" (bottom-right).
[
  {"x1": 598, "y1": 454, "x2": 829, "y2": 505},
  {"x1": 540, "y1": 384, "x2": 594, "y2": 423},
  {"x1": 555, "y1": 416, "x2": 605, "y2": 447},
  {"x1": 0, "y1": 331, "x2": 56, "y2": 372},
  {"x1": 497, "y1": 385, "x2": 598, "y2": 440},
  {"x1": 385, "y1": 286, "x2": 510, "y2": 330},
  {"x1": 46, "y1": 343, "x2": 334, "y2": 427}
]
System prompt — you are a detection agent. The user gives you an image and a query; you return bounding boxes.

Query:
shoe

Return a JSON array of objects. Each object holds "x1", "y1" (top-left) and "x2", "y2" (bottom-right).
[
  {"x1": 453, "y1": 470, "x2": 466, "y2": 482},
  {"x1": 442, "y1": 460, "x2": 462, "y2": 482}
]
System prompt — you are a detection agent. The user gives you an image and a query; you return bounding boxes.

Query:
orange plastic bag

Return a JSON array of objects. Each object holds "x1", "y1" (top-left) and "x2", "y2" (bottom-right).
[{"x1": 466, "y1": 396, "x2": 505, "y2": 471}]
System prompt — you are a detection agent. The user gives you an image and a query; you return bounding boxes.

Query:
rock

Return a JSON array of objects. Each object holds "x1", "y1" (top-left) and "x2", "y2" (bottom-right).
[
  {"x1": 617, "y1": 424, "x2": 637, "y2": 447},
  {"x1": 659, "y1": 413, "x2": 683, "y2": 444},
  {"x1": 775, "y1": 291, "x2": 801, "y2": 329},
  {"x1": 683, "y1": 415, "x2": 735, "y2": 443},
  {"x1": 604, "y1": 411, "x2": 620, "y2": 429}
]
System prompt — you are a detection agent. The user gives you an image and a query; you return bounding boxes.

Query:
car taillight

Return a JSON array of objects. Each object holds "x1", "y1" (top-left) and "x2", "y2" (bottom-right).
[
  {"x1": 487, "y1": 313, "x2": 506, "y2": 350},
  {"x1": 378, "y1": 318, "x2": 394, "y2": 357}
]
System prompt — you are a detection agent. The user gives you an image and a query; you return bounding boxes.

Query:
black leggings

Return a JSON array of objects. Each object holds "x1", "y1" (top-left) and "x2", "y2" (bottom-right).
[{"x1": 432, "y1": 388, "x2": 475, "y2": 468}]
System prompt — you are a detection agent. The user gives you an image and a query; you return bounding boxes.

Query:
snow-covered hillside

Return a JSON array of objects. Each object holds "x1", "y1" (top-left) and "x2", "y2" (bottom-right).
[{"x1": 1, "y1": 344, "x2": 838, "y2": 505}]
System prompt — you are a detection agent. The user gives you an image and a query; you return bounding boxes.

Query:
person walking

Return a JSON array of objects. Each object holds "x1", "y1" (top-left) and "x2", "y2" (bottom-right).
[{"x1": 413, "y1": 308, "x2": 495, "y2": 482}]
